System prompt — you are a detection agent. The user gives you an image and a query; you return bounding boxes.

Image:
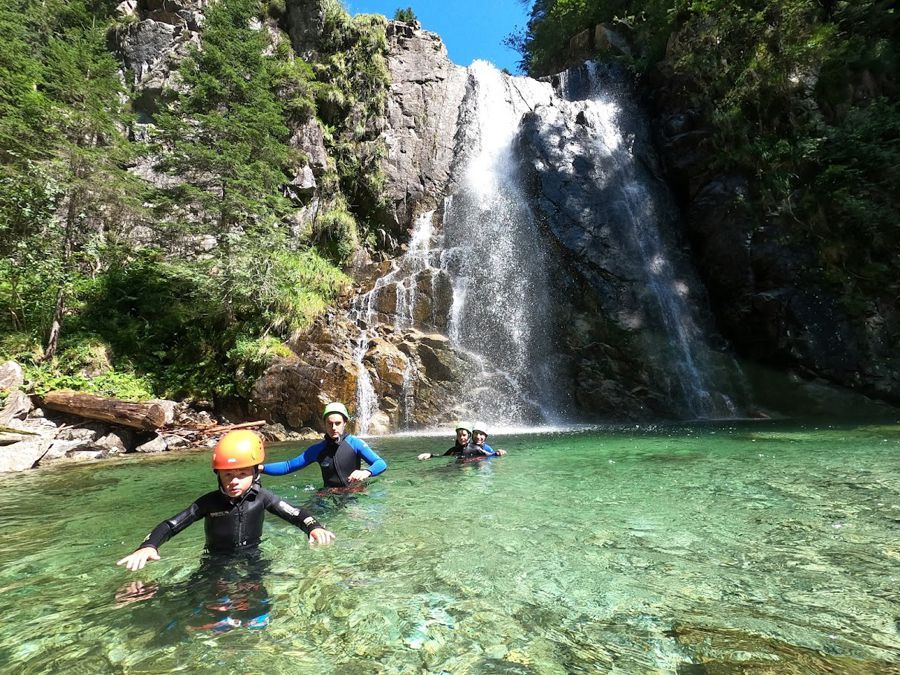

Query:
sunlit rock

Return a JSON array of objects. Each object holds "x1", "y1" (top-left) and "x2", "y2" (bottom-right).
[
  {"x1": 0, "y1": 361, "x2": 24, "y2": 392},
  {"x1": 0, "y1": 439, "x2": 50, "y2": 473},
  {"x1": 0, "y1": 391, "x2": 32, "y2": 426}
]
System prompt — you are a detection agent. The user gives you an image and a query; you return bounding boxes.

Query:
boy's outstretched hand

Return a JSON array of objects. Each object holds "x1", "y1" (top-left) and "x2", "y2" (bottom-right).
[
  {"x1": 116, "y1": 546, "x2": 161, "y2": 571},
  {"x1": 309, "y1": 527, "x2": 335, "y2": 545}
]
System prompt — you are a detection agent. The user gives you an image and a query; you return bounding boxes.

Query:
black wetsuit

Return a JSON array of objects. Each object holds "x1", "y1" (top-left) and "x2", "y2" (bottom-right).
[
  {"x1": 443, "y1": 442, "x2": 468, "y2": 457},
  {"x1": 137, "y1": 482, "x2": 322, "y2": 554},
  {"x1": 262, "y1": 433, "x2": 387, "y2": 488},
  {"x1": 428, "y1": 442, "x2": 490, "y2": 460}
]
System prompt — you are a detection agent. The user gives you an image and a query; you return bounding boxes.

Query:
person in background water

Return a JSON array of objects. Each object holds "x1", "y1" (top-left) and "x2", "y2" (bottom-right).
[
  {"x1": 116, "y1": 430, "x2": 334, "y2": 572},
  {"x1": 462, "y1": 421, "x2": 507, "y2": 460},
  {"x1": 261, "y1": 402, "x2": 387, "y2": 488},
  {"x1": 418, "y1": 423, "x2": 473, "y2": 460}
]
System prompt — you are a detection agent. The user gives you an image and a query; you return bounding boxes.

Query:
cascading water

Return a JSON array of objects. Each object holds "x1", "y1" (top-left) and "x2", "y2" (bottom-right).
[
  {"x1": 352, "y1": 328, "x2": 378, "y2": 435},
  {"x1": 549, "y1": 63, "x2": 739, "y2": 418},
  {"x1": 435, "y1": 61, "x2": 571, "y2": 424},
  {"x1": 350, "y1": 211, "x2": 439, "y2": 431},
  {"x1": 350, "y1": 57, "x2": 741, "y2": 432}
]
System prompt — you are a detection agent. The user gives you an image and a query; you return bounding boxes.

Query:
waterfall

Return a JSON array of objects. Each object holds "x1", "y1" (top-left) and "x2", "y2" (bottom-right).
[
  {"x1": 349, "y1": 57, "x2": 741, "y2": 432},
  {"x1": 552, "y1": 63, "x2": 739, "y2": 418},
  {"x1": 352, "y1": 331, "x2": 377, "y2": 435},
  {"x1": 435, "y1": 61, "x2": 570, "y2": 424},
  {"x1": 350, "y1": 211, "x2": 438, "y2": 431}
]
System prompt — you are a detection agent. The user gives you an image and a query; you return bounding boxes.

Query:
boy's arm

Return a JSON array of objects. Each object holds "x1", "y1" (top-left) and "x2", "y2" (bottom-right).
[
  {"x1": 481, "y1": 443, "x2": 507, "y2": 456},
  {"x1": 261, "y1": 489, "x2": 335, "y2": 544},
  {"x1": 116, "y1": 499, "x2": 205, "y2": 571},
  {"x1": 261, "y1": 443, "x2": 321, "y2": 476}
]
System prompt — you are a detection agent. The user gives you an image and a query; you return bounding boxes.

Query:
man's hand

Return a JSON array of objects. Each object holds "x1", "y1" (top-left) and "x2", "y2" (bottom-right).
[
  {"x1": 116, "y1": 546, "x2": 160, "y2": 572},
  {"x1": 348, "y1": 469, "x2": 372, "y2": 482},
  {"x1": 417, "y1": 452, "x2": 432, "y2": 460},
  {"x1": 309, "y1": 527, "x2": 335, "y2": 545},
  {"x1": 495, "y1": 448, "x2": 507, "y2": 456}
]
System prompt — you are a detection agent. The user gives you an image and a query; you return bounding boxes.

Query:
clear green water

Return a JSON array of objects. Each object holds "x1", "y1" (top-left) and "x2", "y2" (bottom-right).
[{"x1": 1, "y1": 422, "x2": 898, "y2": 674}]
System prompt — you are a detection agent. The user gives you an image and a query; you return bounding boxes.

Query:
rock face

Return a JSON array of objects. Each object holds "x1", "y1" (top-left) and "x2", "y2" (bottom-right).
[
  {"x1": 0, "y1": 361, "x2": 24, "y2": 391},
  {"x1": 249, "y1": 312, "x2": 478, "y2": 434},
  {"x1": 0, "y1": 439, "x2": 50, "y2": 473},
  {"x1": 379, "y1": 22, "x2": 467, "y2": 233},
  {"x1": 647, "y1": 65, "x2": 900, "y2": 409},
  {"x1": 513, "y1": 64, "x2": 743, "y2": 418},
  {"x1": 0, "y1": 390, "x2": 32, "y2": 426},
  {"x1": 284, "y1": 0, "x2": 325, "y2": 59},
  {"x1": 113, "y1": 1, "x2": 206, "y2": 96},
  {"x1": 250, "y1": 32, "x2": 753, "y2": 428}
]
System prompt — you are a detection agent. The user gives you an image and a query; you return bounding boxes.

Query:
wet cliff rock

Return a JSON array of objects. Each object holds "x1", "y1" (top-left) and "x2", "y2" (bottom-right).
[
  {"x1": 248, "y1": 313, "x2": 476, "y2": 434},
  {"x1": 379, "y1": 22, "x2": 467, "y2": 233},
  {"x1": 646, "y1": 68, "x2": 900, "y2": 411},
  {"x1": 515, "y1": 65, "x2": 743, "y2": 419}
]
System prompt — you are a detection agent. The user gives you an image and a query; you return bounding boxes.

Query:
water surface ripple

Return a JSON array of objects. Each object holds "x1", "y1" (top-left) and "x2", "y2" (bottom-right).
[{"x1": 0, "y1": 422, "x2": 898, "y2": 673}]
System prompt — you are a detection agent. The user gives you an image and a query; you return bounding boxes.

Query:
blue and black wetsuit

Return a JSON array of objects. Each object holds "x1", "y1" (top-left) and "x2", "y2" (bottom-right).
[
  {"x1": 457, "y1": 441, "x2": 498, "y2": 461},
  {"x1": 262, "y1": 433, "x2": 387, "y2": 488},
  {"x1": 137, "y1": 483, "x2": 322, "y2": 554}
]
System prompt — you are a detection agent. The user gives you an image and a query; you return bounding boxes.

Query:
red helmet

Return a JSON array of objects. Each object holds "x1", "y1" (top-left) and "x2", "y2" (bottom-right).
[{"x1": 212, "y1": 430, "x2": 265, "y2": 470}]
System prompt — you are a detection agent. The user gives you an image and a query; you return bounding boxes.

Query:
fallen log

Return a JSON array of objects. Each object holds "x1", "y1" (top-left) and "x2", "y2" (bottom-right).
[
  {"x1": 42, "y1": 390, "x2": 166, "y2": 430},
  {"x1": 198, "y1": 420, "x2": 267, "y2": 435}
]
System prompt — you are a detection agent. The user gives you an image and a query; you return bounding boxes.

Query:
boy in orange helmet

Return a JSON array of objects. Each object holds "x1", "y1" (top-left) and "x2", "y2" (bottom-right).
[{"x1": 117, "y1": 430, "x2": 334, "y2": 572}]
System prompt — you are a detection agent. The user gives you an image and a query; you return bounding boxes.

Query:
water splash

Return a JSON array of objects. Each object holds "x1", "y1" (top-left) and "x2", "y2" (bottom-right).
[{"x1": 437, "y1": 61, "x2": 568, "y2": 424}]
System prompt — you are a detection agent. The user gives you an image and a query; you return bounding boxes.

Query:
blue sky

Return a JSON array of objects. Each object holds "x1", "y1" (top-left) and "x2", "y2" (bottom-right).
[{"x1": 344, "y1": 0, "x2": 530, "y2": 73}]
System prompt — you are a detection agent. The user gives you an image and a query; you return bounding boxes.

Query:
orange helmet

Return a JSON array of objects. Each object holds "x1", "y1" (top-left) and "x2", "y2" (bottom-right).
[{"x1": 212, "y1": 430, "x2": 265, "y2": 470}]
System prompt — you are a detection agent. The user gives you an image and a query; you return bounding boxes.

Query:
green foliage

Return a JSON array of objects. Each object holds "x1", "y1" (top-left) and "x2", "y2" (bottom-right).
[
  {"x1": 312, "y1": 202, "x2": 360, "y2": 264},
  {"x1": 313, "y1": 5, "x2": 391, "y2": 237},
  {"x1": 0, "y1": 0, "x2": 147, "y2": 358},
  {"x1": 0, "y1": 0, "x2": 379, "y2": 404},
  {"x1": 227, "y1": 334, "x2": 292, "y2": 396},
  {"x1": 24, "y1": 363, "x2": 155, "y2": 399},
  {"x1": 2, "y1": 333, "x2": 156, "y2": 399},
  {"x1": 393, "y1": 7, "x2": 417, "y2": 23},
  {"x1": 154, "y1": 0, "x2": 296, "y2": 231},
  {"x1": 266, "y1": 0, "x2": 286, "y2": 20}
]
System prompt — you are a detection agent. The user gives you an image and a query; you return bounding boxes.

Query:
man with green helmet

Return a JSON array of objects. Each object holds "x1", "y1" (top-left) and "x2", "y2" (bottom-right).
[{"x1": 261, "y1": 402, "x2": 387, "y2": 488}]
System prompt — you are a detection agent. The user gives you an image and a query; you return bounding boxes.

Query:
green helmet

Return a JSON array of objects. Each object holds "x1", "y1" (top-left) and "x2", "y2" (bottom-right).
[
  {"x1": 322, "y1": 401, "x2": 349, "y2": 421},
  {"x1": 454, "y1": 422, "x2": 471, "y2": 434},
  {"x1": 472, "y1": 421, "x2": 488, "y2": 436}
]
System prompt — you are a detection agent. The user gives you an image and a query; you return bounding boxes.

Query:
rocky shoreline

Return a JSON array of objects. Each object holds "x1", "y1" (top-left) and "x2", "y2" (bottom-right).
[{"x1": 0, "y1": 360, "x2": 318, "y2": 474}]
